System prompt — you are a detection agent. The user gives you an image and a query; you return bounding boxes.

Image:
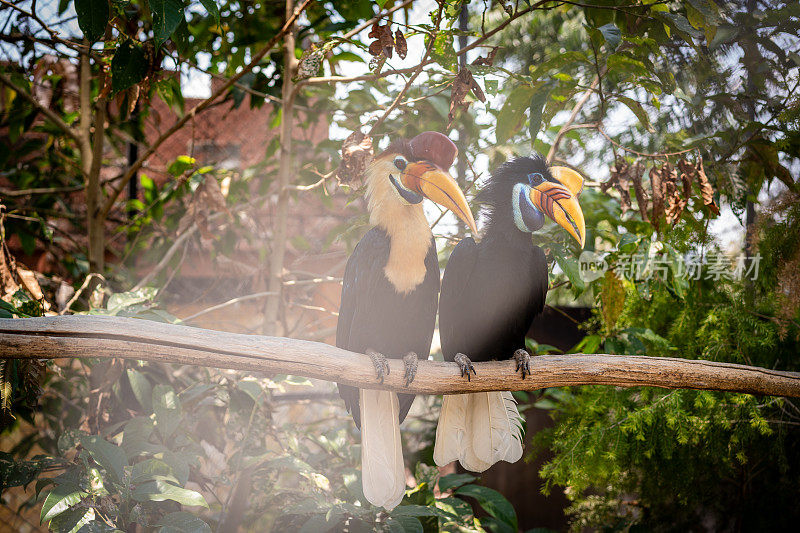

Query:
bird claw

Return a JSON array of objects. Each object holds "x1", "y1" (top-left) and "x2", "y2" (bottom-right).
[
  {"x1": 366, "y1": 349, "x2": 390, "y2": 384},
  {"x1": 513, "y1": 349, "x2": 532, "y2": 379},
  {"x1": 454, "y1": 353, "x2": 476, "y2": 382},
  {"x1": 402, "y1": 352, "x2": 418, "y2": 387}
]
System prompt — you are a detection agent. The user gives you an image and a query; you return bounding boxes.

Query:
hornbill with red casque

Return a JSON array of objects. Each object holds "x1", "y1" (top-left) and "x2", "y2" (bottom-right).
[
  {"x1": 336, "y1": 132, "x2": 477, "y2": 508},
  {"x1": 433, "y1": 154, "x2": 585, "y2": 472}
]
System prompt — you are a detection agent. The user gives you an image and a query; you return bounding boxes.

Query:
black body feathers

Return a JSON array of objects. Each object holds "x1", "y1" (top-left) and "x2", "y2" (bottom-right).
[{"x1": 336, "y1": 227, "x2": 440, "y2": 428}]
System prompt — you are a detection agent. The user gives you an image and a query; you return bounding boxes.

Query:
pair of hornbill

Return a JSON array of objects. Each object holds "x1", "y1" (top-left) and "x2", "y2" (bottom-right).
[{"x1": 336, "y1": 132, "x2": 585, "y2": 509}]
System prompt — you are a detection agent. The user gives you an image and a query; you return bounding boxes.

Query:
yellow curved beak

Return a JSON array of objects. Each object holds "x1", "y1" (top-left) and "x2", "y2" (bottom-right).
[
  {"x1": 401, "y1": 162, "x2": 478, "y2": 235},
  {"x1": 529, "y1": 181, "x2": 585, "y2": 248}
]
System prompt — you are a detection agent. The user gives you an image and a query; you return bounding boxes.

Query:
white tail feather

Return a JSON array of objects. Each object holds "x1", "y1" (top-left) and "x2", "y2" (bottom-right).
[
  {"x1": 467, "y1": 391, "x2": 524, "y2": 472},
  {"x1": 434, "y1": 394, "x2": 468, "y2": 466},
  {"x1": 359, "y1": 389, "x2": 406, "y2": 510}
]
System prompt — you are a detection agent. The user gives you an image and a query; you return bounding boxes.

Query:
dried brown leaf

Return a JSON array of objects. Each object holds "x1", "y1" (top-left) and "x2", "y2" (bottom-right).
[
  {"x1": 367, "y1": 23, "x2": 395, "y2": 58},
  {"x1": 368, "y1": 21, "x2": 381, "y2": 39},
  {"x1": 447, "y1": 68, "x2": 485, "y2": 129},
  {"x1": 337, "y1": 132, "x2": 374, "y2": 183},
  {"x1": 649, "y1": 162, "x2": 676, "y2": 231},
  {"x1": 395, "y1": 30, "x2": 407, "y2": 59},
  {"x1": 606, "y1": 158, "x2": 632, "y2": 215},
  {"x1": 696, "y1": 158, "x2": 720, "y2": 215},
  {"x1": 368, "y1": 39, "x2": 383, "y2": 57},
  {"x1": 471, "y1": 47, "x2": 499, "y2": 67},
  {"x1": 631, "y1": 164, "x2": 650, "y2": 223},
  {"x1": 668, "y1": 159, "x2": 696, "y2": 225}
]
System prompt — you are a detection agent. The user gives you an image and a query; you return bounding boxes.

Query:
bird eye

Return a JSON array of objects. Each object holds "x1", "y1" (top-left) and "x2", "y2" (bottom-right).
[
  {"x1": 527, "y1": 172, "x2": 543, "y2": 186},
  {"x1": 393, "y1": 157, "x2": 407, "y2": 171}
]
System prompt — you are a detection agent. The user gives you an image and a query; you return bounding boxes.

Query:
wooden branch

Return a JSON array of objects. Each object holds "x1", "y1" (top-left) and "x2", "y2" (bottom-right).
[{"x1": 2, "y1": 316, "x2": 800, "y2": 398}]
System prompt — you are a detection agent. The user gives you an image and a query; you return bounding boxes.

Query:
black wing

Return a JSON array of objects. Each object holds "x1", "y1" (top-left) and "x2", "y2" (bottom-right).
[
  {"x1": 438, "y1": 237, "x2": 479, "y2": 362},
  {"x1": 440, "y1": 239, "x2": 549, "y2": 362},
  {"x1": 336, "y1": 229, "x2": 389, "y2": 428}
]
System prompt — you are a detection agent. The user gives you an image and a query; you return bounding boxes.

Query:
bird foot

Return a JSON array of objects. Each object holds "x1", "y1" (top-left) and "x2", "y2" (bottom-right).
[
  {"x1": 366, "y1": 349, "x2": 391, "y2": 384},
  {"x1": 513, "y1": 349, "x2": 531, "y2": 379},
  {"x1": 402, "y1": 352, "x2": 418, "y2": 387},
  {"x1": 454, "y1": 353, "x2": 476, "y2": 382}
]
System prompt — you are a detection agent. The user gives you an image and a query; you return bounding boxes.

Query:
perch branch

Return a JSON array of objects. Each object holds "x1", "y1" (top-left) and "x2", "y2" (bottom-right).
[{"x1": 2, "y1": 316, "x2": 800, "y2": 398}]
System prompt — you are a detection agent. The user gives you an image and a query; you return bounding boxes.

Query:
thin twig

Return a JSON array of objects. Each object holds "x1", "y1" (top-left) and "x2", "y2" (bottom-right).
[
  {"x1": 0, "y1": 185, "x2": 84, "y2": 197},
  {"x1": 0, "y1": 0, "x2": 90, "y2": 52},
  {"x1": 0, "y1": 72, "x2": 78, "y2": 140},
  {"x1": 596, "y1": 123, "x2": 695, "y2": 158},
  {"x1": 546, "y1": 74, "x2": 602, "y2": 163},
  {"x1": 59, "y1": 273, "x2": 107, "y2": 314},
  {"x1": 182, "y1": 291, "x2": 279, "y2": 322}
]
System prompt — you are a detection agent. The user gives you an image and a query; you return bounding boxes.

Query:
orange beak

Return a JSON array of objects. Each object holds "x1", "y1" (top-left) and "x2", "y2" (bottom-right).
[
  {"x1": 529, "y1": 181, "x2": 585, "y2": 247},
  {"x1": 401, "y1": 161, "x2": 477, "y2": 235}
]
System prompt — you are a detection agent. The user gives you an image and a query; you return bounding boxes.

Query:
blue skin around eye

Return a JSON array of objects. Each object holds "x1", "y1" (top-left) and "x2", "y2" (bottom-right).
[
  {"x1": 527, "y1": 172, "x2": 544, "y2": 186},
  {"x1": 518, "y1": 186, "x2": 544, "y2": 231}
]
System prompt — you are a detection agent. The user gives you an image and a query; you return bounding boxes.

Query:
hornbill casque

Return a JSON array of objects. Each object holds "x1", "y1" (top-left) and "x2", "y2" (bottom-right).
[
  {"x1": 433, "y1": 154, "x2": 585, "y2": 472},
  {"x1": 336, "y1": 131, "x2": 477, "y2": 509}
]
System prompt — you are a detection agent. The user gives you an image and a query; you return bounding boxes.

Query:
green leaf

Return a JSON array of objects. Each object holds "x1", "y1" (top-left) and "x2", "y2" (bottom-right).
[
  {"x1": 156, "y1": 511, "x2": 212, "y2": 533},
  {"x1": 429, "y1": 32, "x2": 457, "y2": 71},
  {"x1": 150, "y1": 0, "x2": 185, "y2": 48},
  {"x1": 49, "y1": 505, "x2": 94, "y2": 533},
  {"x1": 152, "y1": 384, "x2": 182, "y2": 441},
  {"x1": 528, "y1": 87, "x2": 551, "y2": 143},
  {"x1": 553, "y1": 244, "x2": 585, "y2": 294},
  {"x1": 485, "y1": 79, "x2": 499, "y2": 96},
  {"x1": 385, "y1": 516, "x2": 423, "y2": 533},
  {"x1": 131, "y1": 459, "x2": 177, "y2": 484},
  {"x1": 529, "y1": 51, "x2": 588, "y2": 81},
  {"x1": 496, "y1": 85, "x2": 536, "y2": 143},
  {"x1": 112, "y1": 40, "x2": 148, "y2": 93},
  {"x1": 74, "y1": 0, "x2": 109, "y2": 42},
  {"x1": 132, "y1": 479, "x2": 208, "y2": 507},
  {"x1": 616, "y1": 95, "x2": 654, "y2": 132},
  {"x1": 80, "y1": 435, "x2": 127, "y2": 486},
  {"x1": 686, "y1": 0, "x2": 721, "y2": 25},
  {"x1": 40, "y1": 483, "x2": 86, "y2": 522},
  {"x1": 126, "y1": 369, "x2": 153, "y2": 412},
  {"x1": 598, "y1": 23, "x2": 621, "y2": 50},
  {"x1": 709, "y1": 24, "x2": 738, "y2": 49},
  {"x1": 299, "y1": 514, "x2": 339, "y2": 533},
  {"x1": 390, "y1": 505, "x2": 439, "y2": 518},
  {"x1": 198, "y1": 0, "x2": 220, "y2": 25},
  {"x1": 456, "y1": 484, "x2": 517, "y2": 531},
  {"x1": 121, "y1": 417, "x2": 155, "y2": 458},
  {"x1": 656, "y1": 12, "x2": 704, "y2": 41},
  {"x1": 438, "y1": 473, "x2": 477, "y2": 492}
]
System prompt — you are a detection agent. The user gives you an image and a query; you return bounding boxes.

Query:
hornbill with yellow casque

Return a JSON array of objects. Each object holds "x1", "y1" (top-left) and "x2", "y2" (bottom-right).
[
  {"x1": 336, "y1": 131, "x2": 477, "y2": 508},
  {"x1": 433, "y1": 154, "x2": 586, "y2": 472}
]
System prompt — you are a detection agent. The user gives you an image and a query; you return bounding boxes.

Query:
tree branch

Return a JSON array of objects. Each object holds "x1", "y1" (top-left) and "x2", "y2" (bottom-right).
[
  {"x1": 0, "y1": 72, "x2": 78, "y2": 141},
  {"x1": 99, "y1": 0, "x2": 313, "y2": 220},
  {"x1": 546, "y1": 74, "x2": 601, "y2": 164},
  {"x1": 2, "y1": 316, "x2": 800, "y2": 398}
]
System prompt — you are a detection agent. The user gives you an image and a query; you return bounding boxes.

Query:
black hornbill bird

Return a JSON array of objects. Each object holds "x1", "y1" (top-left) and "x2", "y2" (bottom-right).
[
  {"x1": 336, "y1": 131, "x2": 477, "y2": 508},
  {"x1": 433, "y1": 155, "x2": 585, "y2": 472}
]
